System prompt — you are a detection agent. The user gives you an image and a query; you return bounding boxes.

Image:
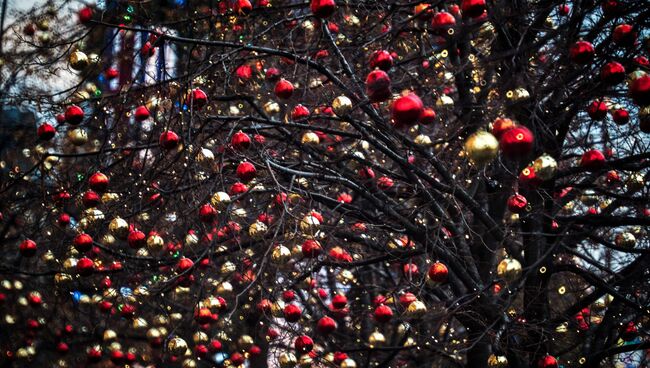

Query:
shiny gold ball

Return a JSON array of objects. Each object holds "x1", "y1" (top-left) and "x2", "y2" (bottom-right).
[
  {"x1": 146, "y1": 328, "x2": 161, "y2": 342},
  {"x1": 301, "y1": 132, "x2": 320, "y2": 145},
  {"x1": 182, "y1": 359, "x2": 197, "y2": 368},
  {"x1": 341, "y1": 358, "x2": 358, "y2": 368},
  {"x1": 406, "y1": 300, "x2": 427, "y2": 318},
  {"x1": 332, "y1": 95, "x2": 353, "y2": 116},
  {"x1": 300, "y1": 215, "x2": 320, "y2": 233},
  {"x1": 615, "y1": 232, "x2": 636, "y2": 248},
  {"x1": 216, "y1": 281, "x2": 233, "y2": 295},
  {"x1": 248, "y1": 221, "x2": 268, "y2": 239},
  {"x1": 193, "y1": 331, "x2": 209, "y2": 344},
  {"x1": 103, "y1": 329, "x2": 117, "y2": 341},
  {"x1": 487, "y1": 354, "x2": 509, "y2": 368},
  {"x1": 368, "y1": 331, "x2": 386, "y2": 347},
  {"x1": 414, "y1": 134, "x2": 433, "y2": 146},
  {"x1": 147, "y1": 234, "x2": 164, "y2": 252},
  {"x1": 272, "y1": 245, "x2": 292, "y2": 264},
  {"x1": 464, "y1": 131, "x2": 499, "y2": 166},
  {"x1": 497, "y1": 258, "x2": 522, "y2": 283},
  {"x1": 68, "y1": 128, "x2": 88, "y2": 146},
  {"x1": 109, "y1": 217, "x2": 129, "y2": 239},
  {"x1": 278, "y1": 352, "x2": 298, "y2": 368},
  {"x1": 69, "y1": 51, "x2": 89, "y2": 71},
  {"x1": 167, "y1": 337, "x2": 188, "y2": 356},
  {"x1": 299, "y1": 354, "x2": 313, "y2": 368},
  {"x1": 532, "y1": 154, "x2": 557, "y2": 181},
  {"x1": 238, "y1": 335, "x2": 254, "y2": 350},
  {"x1": 264, "y1": 100, "x2": 281, "y2": 114}
]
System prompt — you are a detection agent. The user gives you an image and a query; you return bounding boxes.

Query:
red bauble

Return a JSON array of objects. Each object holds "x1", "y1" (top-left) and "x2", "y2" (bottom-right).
[
  {"x1": 188, "y1": 88, "x2": 208, "y2": 107},
  {"x1": 229, "y1": 182, "x2": 248, "y2": 195},
  {"x1": 294, "y1": 335, "x2": 314, "y2": 353},
  {"x1": 461, "y1": 0, "x2": 486, "y2": 18},
  {"x1": 134, "y1": 105, "x2": 150, "y2": 121},
  {"x1": 65, "y1": 105, "x2": 85, "y2": 125},
  {"x1": 507, "y1": 194, "x2": 528, "y2": 213},
  {"x1": 365, "y1": 69, "x2": 392, "y2": 102},
  {"x1": 105, "y1": 67, "x2": 119, "y2": 79},
  {"x1": 311, "y1": 0, "x2": 336, "y2": 18},
  {"x1": 399, "y1": 292, "x2": 417, "y2": 307},
  {"x1": 431, "y1": 11, "x2": 456, "y2": 33},
  {"x1": 612, "y1": 108, "x2": 629, "y2": 125},
  {"x1": 302, "y1": 239, "x2": 322, "y2": 258},
  {"x1": 537, "y1": 355, "x2": 558, "y2": 368},
  {"x1": 519, "y1": 166, "x2": 542, "y2": 188},
  {"x1": 377, "y1": 176, "x2": 394, "y2": 190},
  {"x1": 331, "y1": 294, "x2": 348, "y2": 308},
  {"x1": 19, "y1": 239, "x2": 37, "y2": 257},
  {"x1": 337, "y1": 192, "x2": 353, "y2": 203},
  {"x1": 558, "y1": 4, "x2": 570, "y2": 16},
  {"x1": 89, "y1": 172, "x2": 109, "y2": 192},
  {"x1": 612, "y1": 24, "x2": 635, "y2": 47},
  {"x1": 231, "y1": 353, "x2": 245, "y2": 366},
  {"x1": 629, "y1": 75, "x2": 650, "y2": 106},
  {"x1": 587, "y1": 100, "x2": 608, "y2": 120},
  {"x1": 569, "y1": 41, "x2": 594, "y2": 64},
  {"x1": 274, "y1": 79, "x2": 294, "y2": 99},
  {"x1": 416, "y1": 108, "x2": 435, "y2": 125},
  {"x1": 235, "y1": 64, "x2": 253, "y2": 80},
  {"x1": 291, "y1": 104, "x2": 310, "y2": 120},
  {"x1": 177, "y1": 257, "x2": 194, "y2": 272},
  {"x1": 284, "y1": 304, "x2": 302, "y2": 322},
  {"x1": 234, "y1": 0, "x2": 253, "y2": 15},
  {"x1": 282, "y1": 290, "x2": 295, "y2": 302},
  {"x1": 601, "y1": 0, "x2": 622, "y2": 17},
  {"x1": 374, "y1": 304, "x2": 393, "y2": 323},
  {"x1": 232, "y1": 131, "x2": 251, "y2": 150},
  {"x1": 317, "y1": 316, "x2": 337, "y2": 334},
  {"x1": 74, "y1": 233, "x2": 94, "y2": 252},
  {"x1": 87, "y1": 347, "x2": 102, "y2": 362},
  {"x1": 265, "y1": 67, "x2": 281, "y2": 81},
  {"x1": 159, "y1": 131, "x2": 180, "y2": 149},
  {"x1": 82, "y1": 190, "x2": 101, "y2": 207},
  {"x1": 37, "y1": 123, "x2": 56, "y2": 140},
  {"x1": 199, "y1": 204, "x2": 218, "y2": 223},
  {"x1": 428, "y1": 262, "x2": 448, "y2": 283},
  {"x1": 236, "y1": 162, "x2": 257, "y2": 182},
  {"x1": 580, "y1": 149, "x2": 606, "y2": 171},
  {"x1": 369, "y1": 50, "x2": 393, "y2": 71},
  {"x1": 621, "y1": 321, "x2": 638, "y2": 341},
  {"x1": 499, "y1": 126, "x2": 534, "y2": 159},
  {"x1": 391, "y1": 93, "x2": 424, "y2": 128},
  {"x1": 491, "y1": 117, "x2": 516, "y2": 140},
  {"x1": 58, "y1": 213, "x2": 70, "y2": 226},
  {"x1": 76, "y1": 257, "x2": 95, "y2": 276},
  {"x1": 78, "y1": 7, "x2": 93, "y2": 24},
  {"x1": 127, "y1": 230, "x2": 146, "y2": 249},
  {"x1": 600, "y1": 61, "x2": 625, "y2": 84}
]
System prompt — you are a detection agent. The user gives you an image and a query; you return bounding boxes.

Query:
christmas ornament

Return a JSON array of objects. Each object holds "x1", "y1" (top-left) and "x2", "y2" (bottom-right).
[
  {"x1": 464, "y1": 131, "x2": 499, "y2": 166},
  {"x1": 532, "y1": 154, "x2": 557, "y2": 181},
  {"x1": 497, "y1": 258, "x2": 521, "y2": 283},
  {"x1": 391, "y1": 93, "x2": 423, "y2": 128},
  {"x1": 499, "y1": 126, "x2": 534, "y2": 159}
]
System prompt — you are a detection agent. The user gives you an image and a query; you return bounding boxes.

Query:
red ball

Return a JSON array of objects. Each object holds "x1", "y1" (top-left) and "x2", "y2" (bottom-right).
[
  {"x1": 601, "y1": 0, "x2": 622, "y2": 17},
  {"x1": 234, "y1": 0, "x2": 253, "y2": 15},
  {"x1": 19, "y1": 239, "x2": 37, "y2": 257},
  {"x1": 199, "y1": 203, "x2": 218, "y2": 223},
  {"x1": 105, "y1": 67, "x2": 119, "y2": 79},
  {"x1": 231, "y1": 131, "x2": 251, "y2": 150},
  {"x1": 127, "y1": 230, "x2": 146, "y2": 249},
  {"x1": 612, "y1": 24, "x2": 635, "y2": 47},
  {"x1": 519, "y1": 166, "x2": 542, "y2": 188},
  {"x1": 209, "y1": 340, "x2": 223, "y2": 352},
  {"x1": 580, "y1": 149, "x2": 606, "y2": 171},
  {"x1": 311, "y1": 0, "x2": 336, "y2": 18},
  {"x1": 65, "y1": 105, "x2": 85, "y2": 125},
  {"x1": 369, "y1": 50, "x2": 393, "y2": 71},
  {"x1": 265, "y1": 67, "x2": 281, "y2": 81},
  {"x1": 365, "y1": 69, "x2": 392, "y2": 102},
  {"x1": 507, "y1": 194, "x2": 528, "y2": 213},
  {"x1": 587, "y1": 100, "x2": 608, "y2": 120},
  {"x1": 391, "y1": 93, "x2": 424, "y2": 128},
  {"x1": 374, "y1": 304, "x2": 393, "y2": 323},
  {"x1": 431, "y1": 11, "x2": 456, "y2": 33},
  {"x1": 491, "y1": 117, "x2": 516, "y2": 140},
  {"x1": 419, "y1": 108, "x2": 436, "y2": 125},
  {"x1": 331, "y1": 294, "x2": 347, "y2": 309},
  {"x1": 558, "y1": 4, "x2": 570, "y2": 16},
  {"x1": 82, "y1": 190, "x2": 101, "y2": 208},
  {"x1": 236, "y1": 161, "x2": 257, "y2": 182},
  {"x1": 499, "y1": 126, "x2": 534, "y2": 159},
  {"x1": 600, "y1": 61, "x2": 625, "y2": 84},
  {"x1": 629, "y1": 75, "x2": 650, "y2": 106},
  {"x1": 302, "y1": 239, "x2": 322, "y2": 258},
  {"x1": 284, "y1": 304, "x2": 302, "y2": 322},
  {"x1": 317, "y1": 316, "x2": 337, "y2": 334},
  {"x1": 569, "y1": 41, "x2": 594, "y2": 64},
  {"x1": 294, "y1": 335, "x2": 314, "y2": 353},
  {"x1": 134, "y1": 105, "x2": 150, "y2": 121},
  {"x1": 78, "y1": 7, "x2": 93, "y2": 24},
  {"x1": 612, "y1": 108, "x2": 629, "y2": 125},
  {"x1": 87, "y1": 346, "x2": 102, "y2": 362},
  {"x1": 76, "y1": 257, "x2": 95, "y2": 276},
  {"x1": 537, "y1": 355, "x2": 558, "y2": 368},
  {"x1": 177, "y1": 257, "x2": 194, "y2": 272},
  {"x1": 461, "y1": 0, "x2": 486, "y2": 18},
  {"x1": 399, "y1": 292, "x2": 417, "y2": 307},
  {"x1": 37, "y1": 123, "x2": 56, "y2": 140},
  {"x1": 88, "y1": 172, "x2": 109, "y2": 192},
  {"x1": 58, "y1": 213, "x2": 71, "y2": 226},
  {"x1": 74, "y1": 233, "x2": 94, "y2": 252},
  {"x1": 235, "y1": 64, "x2": 253, "y2": 80},
  {"x1": 291, "y1": 104, "x2": 310, "y2": 120},
  {"x1": 188, "y1": 88, "x2": 208, "y2": 107},
  {"x1": 274, "y1": 79, "x2": 294, "y2": 99},
  {"x1": 377, "y1": 176, "x2": 394, "y2": 190},
  {"x1": 229, "y1": 182, "x2": 248, "y2": 195},
  {"x1": 159, "y1": 131, "x2": 180, "y2": 149},
  {"x1": 428, "y1": 262, "x2": 448, "y2": 283},
  {"x1": 231, "y1": 352, "x2": 245, "y2": 366}
]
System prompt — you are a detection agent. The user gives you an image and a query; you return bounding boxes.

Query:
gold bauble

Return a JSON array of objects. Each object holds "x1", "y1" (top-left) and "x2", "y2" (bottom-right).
[
  {"x1": 301, "y1": 132, "x2": 320, "y2": 145},
  {"x1": 487, "y1": 354, "x2": 509, "y2": 368},
  {"x1": 193, "y1": 331, "x2": 209, "y2": 344},
  {"x1": 238, "y1": 335, "x2": 254, "y2": 350},
  {"x1": 336, "y1": 269, "x2": 356, "y2": 285},
  {"x1": 147, "y1": 234, "x2": 164, "y2": 252},
  {"x1": 368, "y1": 331, "x2": 386, "y2": 347},
  {"x1": 436, "y1": 94, "x2": 454, "y2": 107},
  {"x1": 300, "y1": 215, "x2": 320, "y2": 233},
  {"x1": 532, "y1": 154, "x2": 557, "y2": 181},
  {"x1": 414, "y1": 134, "x2": 433, "y2": 146},
  {"x1": 220, "y1": 261, "x2": 236, "y2": 275},
  {"x1": 626, "y1": 173, "x2": 644, "y2": 192},
  {"x1": 497, "y1": 258, "x2": 522, "y2": 283},
  {"x1": 271, "y1": 300, "x2": 286, "y2": 318},
  {"x1": 278, "y1": 352, "x2": 297, "y2": 368},
  {"x1": 69, "y1": 51, "x2": 89, "y2": 71},
  {"x1": 248, "y1": 221, "x2": 268, "y2": 239},
  {"x1": 211, "y1": 191, "x2": 231, "y2": 208},
  {"x1": 103, "y1": 330, "x2": 117, "y2": 341},
  {"x1": 299, "y1": 354, "x2": 313, "y2": 368},
  {"x1": 62, "y1": 257, "x2": 77, "y2": 272},
  {"x1": 167, "y1": 337, "x2": 188, "y2": 356},
  {"x1": 332, "y1": 95, "x2": 353, "y2": 116},
  {"x1": 184, "y1": 232, "x2": 199, "y2": 247},
  {"x1": 109, "y1": 217, "x2": 129, "y2": 239},
  {"x1": 615, "y1": 232, "x2": 636, "y2": 248},
  {"x1": 216, "y1": 281, "x2": 233, "y2": 295},
  {"x1": 272, "y1": 245, "x2": 292, "y2": 264},
  {"x1": 341, "y1": 358, "x2": 358, "y2": 368},
  {"x1": 406, "y1": 300, "x2": 427, "y2": 318},
  {"x1": 68, "y1": 128, "x2": 88, "y2": 145},
  {"x1": 264, "y1": 100, "x2": 280, "y2": 114},
  {"x1": 464, "y1": 131, "x2": 499, "y2": 166},
  {"x1": 132, "y1": 317, "x2": 148, "y2": 330},
  {"x1": 101, "y1": 192, "x2": 119, "y2": 203},
  {"x1": 196, "y1": 148, "x2": 215, "y2": 167},
  {"x1": 182, "y1": 359, "x2": 197, "y2": 368}
]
